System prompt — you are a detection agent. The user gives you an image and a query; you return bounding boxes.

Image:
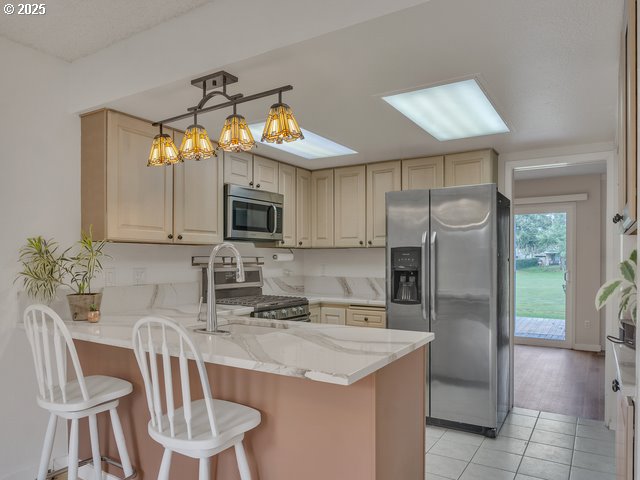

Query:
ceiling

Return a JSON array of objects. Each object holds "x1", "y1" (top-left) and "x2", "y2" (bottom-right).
[
  {"x1": 105, "y1": 0, "x2": 622, "y2": 170},
  {"x1": 0, "y1": 0, "x2": 212, "y2": 61},
  {"x1": 513, "y1": 161, "x2": 607, "y2": 180}
]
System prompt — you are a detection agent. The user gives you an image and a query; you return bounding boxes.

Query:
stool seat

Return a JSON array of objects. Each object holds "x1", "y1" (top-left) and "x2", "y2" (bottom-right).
[
  {"x1": 149, "y1": 399, "x2": 261, "y2": 452},
  {"x1": 37, "y1": 375, "x2": 133, "y2": 413}
]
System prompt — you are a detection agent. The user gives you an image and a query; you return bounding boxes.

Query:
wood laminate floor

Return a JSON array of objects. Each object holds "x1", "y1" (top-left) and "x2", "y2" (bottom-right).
[{"x1": 514, "y1": 345, "x2": 605, "y2": 420}]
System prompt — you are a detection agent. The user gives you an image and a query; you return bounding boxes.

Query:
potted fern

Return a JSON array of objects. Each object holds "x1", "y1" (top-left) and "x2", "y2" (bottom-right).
[
  {"x1": 596, "y1": 249, "x2": 637, "y2": 345},
  {"x1": 16, "y1": 229, "x2": 108, "y2": 321}
]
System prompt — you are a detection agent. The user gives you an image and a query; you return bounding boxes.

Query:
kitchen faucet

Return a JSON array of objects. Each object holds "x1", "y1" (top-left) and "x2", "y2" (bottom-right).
[{"x1": 198, "y1": 242, "x2": 245, "y2": 334}]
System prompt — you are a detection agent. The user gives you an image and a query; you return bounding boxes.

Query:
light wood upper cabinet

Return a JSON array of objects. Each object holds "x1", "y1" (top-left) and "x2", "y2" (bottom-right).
[
  {"x1": 253, "y1": 155, "x2": 279, "y2": 192},
  {"x1": 98, "y1": 111, "x2": 174, "y2": 243},
  {"x1": 278, "y1": 163, "x2": 296, "y2": 247},
  {"x1": 82, "y1": 110, "x2": 223, "y2": 245},
  {"x1": 334, "y1": 165, "x2": 366, "y2": 247},
  {"x1": 311, "y1": 169, "x2": 334, "y2": 247},
  {"x1": 402, "y1": 156, "x2": 444, "y2": 190},
  {"x1": 173, "y1": 130, "x2": 224, "y2": 245},
  {"x1": 367, "y1": 161, "x2": 401, "y2": 247},
  {"x1": 296, "y1": 168, "x2": 312, "y2": 248},
  {"x1": 223, "y1": 151, "x2": 253, "y2": 187},
  {"x1": 444, "y1": 149, "x2": 497, "y2": 186}
]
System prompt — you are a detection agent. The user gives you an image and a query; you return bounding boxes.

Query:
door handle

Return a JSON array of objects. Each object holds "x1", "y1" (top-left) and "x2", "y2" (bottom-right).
[
  {"x1": 430, "y1": 231, "x2": 437, "y2": 323},
  {"x1": 270, "y1": 204, "x2": 278, "y2": 234},
  {"x1": 421, "y1": 231, "x2": 428, "y2": 322}
]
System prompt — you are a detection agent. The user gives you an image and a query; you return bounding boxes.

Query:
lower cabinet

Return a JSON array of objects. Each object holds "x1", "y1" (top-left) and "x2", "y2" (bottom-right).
[
  {"x1": 312, "y1": 304, "x2": 386, "y2": 328},
  {"x1": 346, "y1": 306, "x2": 386, "y2": 328},
  {"x1": 320, "y1": 307, "x2": 346, "y2": 325}
]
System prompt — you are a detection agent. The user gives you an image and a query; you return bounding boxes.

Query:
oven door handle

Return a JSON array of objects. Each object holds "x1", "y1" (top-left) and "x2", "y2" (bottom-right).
[{"x1": 270, "y1": 204, "x2": 278, "y2": 234}]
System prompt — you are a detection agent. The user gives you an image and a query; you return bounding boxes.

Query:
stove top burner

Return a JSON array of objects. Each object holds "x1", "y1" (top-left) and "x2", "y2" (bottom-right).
[{"x1": 216, "y1": 294, "x2": 308, "y2": 312}]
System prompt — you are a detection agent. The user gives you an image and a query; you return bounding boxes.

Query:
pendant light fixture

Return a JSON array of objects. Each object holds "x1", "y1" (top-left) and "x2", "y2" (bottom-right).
[
  {"x1": 179, "y1": 112, "x2": 216, "y2": 161},
  {"x1": 149, "y1": 71, "x2": 303, "y2": 165},
  {"x1": 261, "y1": 91, "x2": 304, "y2": 144},
  {"x1": 218, "y1": 104, "x2": 256, "y2": 153},
  {"x1": 147, "y1": 125, "x2": 182, "y2": 166}
]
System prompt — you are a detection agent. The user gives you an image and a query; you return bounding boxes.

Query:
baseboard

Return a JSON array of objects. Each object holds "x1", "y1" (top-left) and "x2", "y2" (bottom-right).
[{"x1": 573, "y1": 343, "x2": 601, "y2": 352}]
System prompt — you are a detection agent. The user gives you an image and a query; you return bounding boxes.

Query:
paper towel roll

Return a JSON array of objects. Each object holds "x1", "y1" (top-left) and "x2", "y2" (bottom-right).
[{"x1": 272, "y1": 253, "x2": 294, "y2": 262}]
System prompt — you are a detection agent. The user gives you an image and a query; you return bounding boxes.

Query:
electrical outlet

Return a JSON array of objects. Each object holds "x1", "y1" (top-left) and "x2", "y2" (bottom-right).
[
  {"x1": 133, "y1": 267, "x2": 147, "y2": 285},
  {"x1": 585, "y1": 320, "x2": 591, "y2": 328},
  {"x1": 104, "y1": 268, "x2": 116, "y2": 286}
]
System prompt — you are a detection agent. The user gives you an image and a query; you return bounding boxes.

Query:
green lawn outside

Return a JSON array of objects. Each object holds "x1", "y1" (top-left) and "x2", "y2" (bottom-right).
[{"x1": 515, "y1": 266, "x2": 566, "y2": 319}]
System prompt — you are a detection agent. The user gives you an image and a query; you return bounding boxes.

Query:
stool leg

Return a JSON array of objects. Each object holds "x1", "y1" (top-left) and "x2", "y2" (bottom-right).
[
  {"x1": 158, "y1": 448, "x2": 172, "y2": 480},
  {"x1": 234, "y1": 441, "x2": 252, "y2": 480},
  {"x1": 88, "y1": 414, "x2": 102, "y2": 480},
  {"x1": 68, "y1": 418, "x2": 79, "y2": 480},
  {"x1": 109, "y1": 407, "x2": 133, "y2": 477},
  {"x1": 37, "y1": 413, "x2": 57, "y2": 480},
  {"x1": 198, "y1": 457, "x2": 210, "y2": 480}
]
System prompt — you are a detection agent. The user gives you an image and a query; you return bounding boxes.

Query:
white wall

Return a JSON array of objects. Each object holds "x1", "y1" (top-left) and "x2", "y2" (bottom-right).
[{"x1": 0, "y1": 37, "x2": 80, "y2": 480}]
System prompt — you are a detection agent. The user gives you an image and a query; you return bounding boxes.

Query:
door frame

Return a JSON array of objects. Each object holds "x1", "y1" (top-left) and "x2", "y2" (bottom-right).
[{"x1": 513, "y1": 202, "x2": 576, "y2": 349}]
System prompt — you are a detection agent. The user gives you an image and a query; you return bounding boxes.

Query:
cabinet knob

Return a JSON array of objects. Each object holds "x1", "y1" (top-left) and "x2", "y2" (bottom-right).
[
  {"x1": 177, "y1": 234, "x2": 183, "y2": 240},
  {"x1": 613, "y1": 213, "x2": 624, "y2": 224},
  {"x1": 256, "y1": 183, "x2": 261, "y2": 188},
  {"x1": 364, "y1": 317, "x2": 369, "y2": 322},
  {"x1": 298, "y1": 241, "x2": 303, "y2": 246},
  {"x1": 249, "y1": 181, "x2": 254, "y2": 187},
  {"x1": 367, "y1": 240, "x2": 372, "y2": 245},
  {"x1": 359, "y1": 240, "x2": 364, "y2": 246},
  {"x1": 167, "y1": 234, "x2": 174, "y2": 239}
]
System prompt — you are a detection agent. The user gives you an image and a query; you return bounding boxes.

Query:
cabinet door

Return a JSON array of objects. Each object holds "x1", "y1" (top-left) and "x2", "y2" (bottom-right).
[
  {"x1": 334, "y1": 165, "x2": 366, "y2": 247},
  {"x1": 321, "y1": 307, "x2": 346, "y2": 325},
  {"x1": 278, "y1": 163, "x2": 296, "y2": 247},
  {"x1": 223, "y1": 151, "x2": 253, "y2": 187},
  {"x1": 444, "y1": 150, "x2": 497, "y2": 186},
  {"x1": 311, "y1": 169, "x2": 335, "y2": 247},
  {"x1": 296, "y1": 168, "x2": 312, "y2": 248},
  {"x1": 367, "y1": 161, "x2": 401, "y2": 247},
  {"x1": 309, "y1": 306, "x2": 321, "y2": 323},
  {"x1": 346, "y1": 307, "x2": 386, "y2": 328},
  {"x1": 173, "y1": 130, "x2": 224, "y2": 245},
  {"x1": 402, "y1": 156, "x2": 444, "y2": 190},
  {"x1": 106, "y1": 112, "x2": 173, "y2": 243},
  {"x1": 253, "y1": 155, "x2": 279, "y2": 192}
]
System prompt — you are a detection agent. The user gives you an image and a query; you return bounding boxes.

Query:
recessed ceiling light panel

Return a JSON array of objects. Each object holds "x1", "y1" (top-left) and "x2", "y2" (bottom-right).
[
  {"x1": 382, "y1": 79, "x2": 510, "y2": 141},
  {"x1": 249, "y1": 123, "x2": 357, "y2": 159}
]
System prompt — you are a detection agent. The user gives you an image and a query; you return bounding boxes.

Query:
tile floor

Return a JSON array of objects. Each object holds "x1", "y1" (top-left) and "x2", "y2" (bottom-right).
[{"x1": 426, "y1": 408, "x2": 615, "y2": 480}]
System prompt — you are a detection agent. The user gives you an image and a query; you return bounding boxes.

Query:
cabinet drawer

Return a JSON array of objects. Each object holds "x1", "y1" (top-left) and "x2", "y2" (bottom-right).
[{"x1": 346, "y1": 308, "x2": 386, "y2": 328}]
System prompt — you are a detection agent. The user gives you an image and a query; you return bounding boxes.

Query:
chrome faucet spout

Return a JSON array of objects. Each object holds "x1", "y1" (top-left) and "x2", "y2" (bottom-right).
[{"x1": 203, "y1": 242, "x2": 244, "y2": 334}]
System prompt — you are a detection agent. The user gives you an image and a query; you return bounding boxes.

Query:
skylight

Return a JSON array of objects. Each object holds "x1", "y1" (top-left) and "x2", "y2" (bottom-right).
[
  {"x1": 248, "y1": 123, "x2": 357, "y2": 159},
  {"x1": 382, "y1": 79, "x2": 509, "y2": 141}
]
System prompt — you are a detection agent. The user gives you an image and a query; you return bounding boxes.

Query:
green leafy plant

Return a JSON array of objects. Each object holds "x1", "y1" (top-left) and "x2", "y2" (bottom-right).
[
  {"x1": 16, "y1": 228, "x2": 108, "y2": 303},
  {"x1": 595, "y1": 249, "x2": 637, "y2": 323},
  {"x1": 62, "y1": 228, "x2": 107, "y2": 295},
  {"x1": 16, "y1": 236, "x2": 66, "y2": 303}
]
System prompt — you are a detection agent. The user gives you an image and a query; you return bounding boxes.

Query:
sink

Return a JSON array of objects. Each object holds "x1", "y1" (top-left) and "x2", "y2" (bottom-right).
[{"x1": 193, "y1": 322, "x2": 284, "y2": 335}]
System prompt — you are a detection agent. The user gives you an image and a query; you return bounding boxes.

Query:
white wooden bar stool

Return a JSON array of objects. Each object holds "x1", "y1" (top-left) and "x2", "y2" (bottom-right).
[
  {"x1": 132, "y1": 316, "x2": 261, "y2": 480},
  {"x1": 24, "y1": 304, "x2": 136, "y2": 480}
]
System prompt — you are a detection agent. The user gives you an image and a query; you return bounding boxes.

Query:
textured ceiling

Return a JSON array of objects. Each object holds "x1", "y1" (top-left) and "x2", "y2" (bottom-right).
[
  {"x1": 0, "y1": 0, "x2": 212, "y2": 61},
  {"x1": 105, "y1": 0, "x2": 623, "y2": 169}
]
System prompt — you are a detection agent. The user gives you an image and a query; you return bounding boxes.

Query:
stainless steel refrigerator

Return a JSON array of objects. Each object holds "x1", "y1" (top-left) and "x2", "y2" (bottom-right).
[{"x1": 386, "y1": 183, "x2": 510, "y2": 437}]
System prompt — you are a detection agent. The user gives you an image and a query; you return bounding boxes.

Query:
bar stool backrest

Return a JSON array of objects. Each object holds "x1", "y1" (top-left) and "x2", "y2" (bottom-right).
[
  {"x1": 24, "y1": 304, "x2": 90, "y2": 404},
  {"x1": 132, "y1": 316, "x2": 219, "y2": 440}
]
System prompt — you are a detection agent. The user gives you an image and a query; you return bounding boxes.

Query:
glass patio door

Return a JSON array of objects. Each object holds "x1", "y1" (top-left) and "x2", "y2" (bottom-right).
[{"x1": 514, "y1": 203, "x2": 575, "y2": 349}]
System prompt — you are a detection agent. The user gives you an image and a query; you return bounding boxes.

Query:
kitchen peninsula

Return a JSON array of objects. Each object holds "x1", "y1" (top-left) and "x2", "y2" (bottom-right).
[{"x1": 67, "y1": 313, "x2": 432, "y2": 480}]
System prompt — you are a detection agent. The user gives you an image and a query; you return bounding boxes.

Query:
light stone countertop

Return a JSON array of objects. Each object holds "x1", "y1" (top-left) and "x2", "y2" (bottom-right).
[
  {"x1": 305, "y1": 295, "x2": 386, "y2": 307},
  {"x1": 64, "y1": 314, "x2": 432, "y2": 386}
]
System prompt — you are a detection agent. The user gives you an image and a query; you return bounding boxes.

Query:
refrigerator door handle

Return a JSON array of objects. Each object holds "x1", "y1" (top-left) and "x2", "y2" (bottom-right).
[
  {"x1": 430, "y1": 231, "x2": 437, "y2": 322},
  {"x1": 421, "y1": 230, "x2": 428, "y2": 322}
]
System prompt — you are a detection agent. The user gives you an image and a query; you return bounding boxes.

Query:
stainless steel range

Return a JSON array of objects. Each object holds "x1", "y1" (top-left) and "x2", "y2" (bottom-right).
[{"x1": 193, "y1": 256, "x2": 309, "y2": 322}]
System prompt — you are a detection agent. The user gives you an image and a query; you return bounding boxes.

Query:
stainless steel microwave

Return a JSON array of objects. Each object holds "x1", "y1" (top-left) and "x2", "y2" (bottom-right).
[{"x1": 224, "y1": 184, "x2": 284, "y2": 242}]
